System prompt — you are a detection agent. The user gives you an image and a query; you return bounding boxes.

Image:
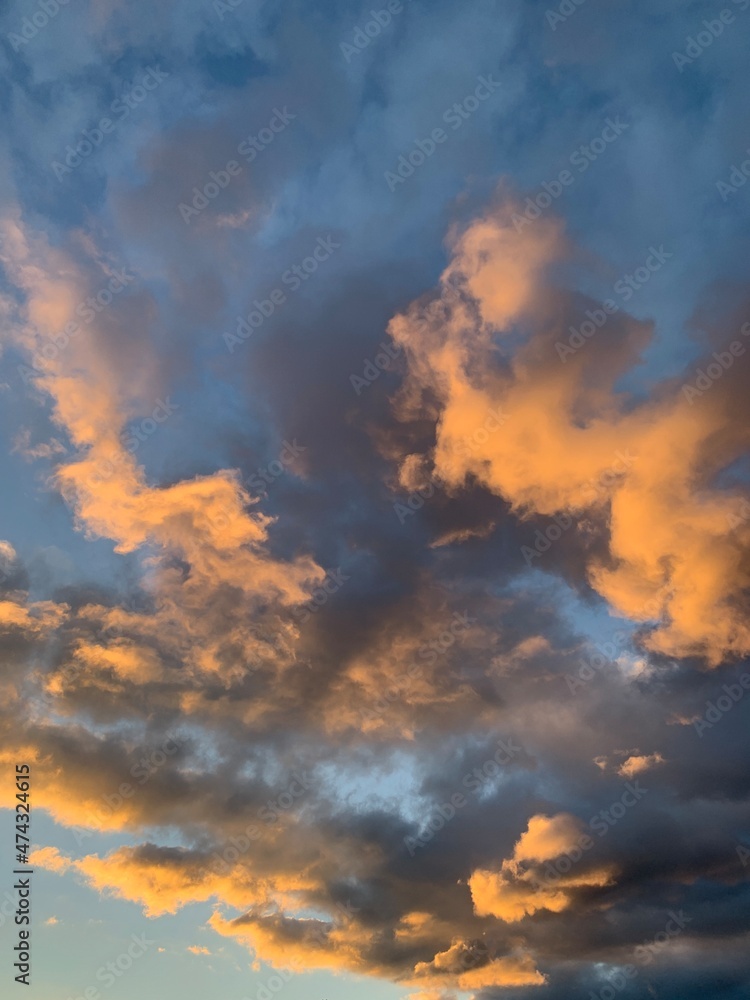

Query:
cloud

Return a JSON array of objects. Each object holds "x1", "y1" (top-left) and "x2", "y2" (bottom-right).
[
  {"x1": 617, "y1": 752, "x2": 665, "y2": 778},
  {"x1": 469, "y1": 813, "x2": 616, "y2": 922},
  {"x1": 388, "y1": 196, "x2": 750, "y2": 665},
  {"x1": 412, "y1": 944, "x2": 546, "y2": 992},
  {"x1": 0, "y1": 213, "x2": 325, "y2": 705},
  {"x1": 31, "y1": 846, "x2": 73, "y2": 874},
  {"x1": 1, "y1": 4, "x2": 750, "y2": 997}
]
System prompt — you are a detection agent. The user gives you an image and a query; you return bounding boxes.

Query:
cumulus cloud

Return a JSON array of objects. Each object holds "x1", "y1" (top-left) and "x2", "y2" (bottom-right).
[
  {"x1": 0, "y1": 214, "x2": 324, "y2": 706},
  {"x1": 388, "y1": 198, "x2": 750, "y2": 665},
  {"x1": 469, "y1": 814, "x2": 616, "y2": 922}
]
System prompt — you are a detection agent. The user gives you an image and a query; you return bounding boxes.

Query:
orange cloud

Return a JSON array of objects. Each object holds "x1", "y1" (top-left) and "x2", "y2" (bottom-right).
[
  {"x1": 0, "y1": 212, "x2": 324, "y2": 706},
  {"x1": 30, "y1": 846, "x2": 73, "y2": 874},
  {"x1": 617, "y1": 752, "x2": 665, "y2": 778},
  {"x1": 0, "y1": 599, "x2": 66, "y2": 635},
  {"x1": 388, "y1": 196, "x2": 750, "y2": 665},
  {"x1": 469, "y1": 813, "x2": 615, "y2": 921}
]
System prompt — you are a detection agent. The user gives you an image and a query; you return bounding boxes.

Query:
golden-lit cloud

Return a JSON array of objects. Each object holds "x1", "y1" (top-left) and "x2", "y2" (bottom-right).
[
  {"x1": 0, "y1": 213, "x2": 324, "y2": 713},
  {"x1": 412, "y1": 941, "x2": 546, "y2": 992},
  {"x1": 469, "y1": 813, "x2": 616, "y2": 921},
  {"x1": 30, "y1": 846, "x2": 73, "y2": 874},
  {"x1": 388, "y1": 197, "x2": 750, "y2": 665},
  {"x1": 0, "y1": 599, "x2": 65, "y2": 634},
  {"x1": 617, "y1": 752, "x2": 665, "y2": 778}
]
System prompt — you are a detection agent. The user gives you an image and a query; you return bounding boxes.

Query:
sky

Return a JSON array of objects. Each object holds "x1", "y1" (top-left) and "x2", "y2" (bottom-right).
[{"x1": 0, "y1": 0, "x2": 750, "y2": 998}]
